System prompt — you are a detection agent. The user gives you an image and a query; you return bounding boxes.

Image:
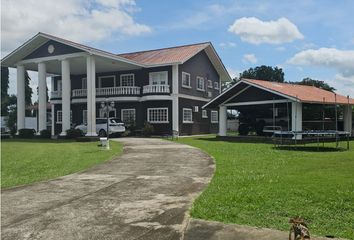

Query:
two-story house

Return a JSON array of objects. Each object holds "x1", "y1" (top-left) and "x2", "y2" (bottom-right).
[{"x1": 1, "y1": 32, "x2": 231, "y2": 136}]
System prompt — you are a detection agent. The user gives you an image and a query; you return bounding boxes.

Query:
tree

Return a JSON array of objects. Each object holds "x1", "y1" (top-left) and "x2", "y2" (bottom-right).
[
  {"x1": 294, "y1": 77, "x2": 335, "y2": 92},
  {"x1": 25, "y1": 71, "x2": 33, "y2": 107},
  {"x1": 239, "y1": 65, "x2": 285, "y2": 83},
  {"x1": 1, "y1": 67, "x2": 9, "y2": 116}
]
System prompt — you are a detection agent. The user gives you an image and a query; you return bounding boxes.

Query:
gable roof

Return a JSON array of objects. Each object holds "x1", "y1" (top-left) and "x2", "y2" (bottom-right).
[
  {"x1": 204, "y1": 78, "x2": 354, "y2": 108},
  {"x1": 1, "y1": 33, "x2": 231, "y2": 81}
]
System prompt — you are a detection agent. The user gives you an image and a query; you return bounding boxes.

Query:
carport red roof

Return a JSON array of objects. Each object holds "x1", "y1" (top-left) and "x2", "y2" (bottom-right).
[
  {"x1": 118, "y1": 42, "x2": 210, "y2": 65},
  {"x1": 244, "y1": 79, "x2": 354, "y2": 105}
]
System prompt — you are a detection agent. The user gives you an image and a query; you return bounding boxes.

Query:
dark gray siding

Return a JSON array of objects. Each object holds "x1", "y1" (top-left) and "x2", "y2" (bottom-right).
[
  {"x1": 179, "y1": 50, "x2": 220, "y2": 99},
  {"x1": 178, "y1": 98, "x2": 218, "y2": 135},
  {"x1": 228, "y1": 86, "x2": 286, "y2": 103},
  {"x1": 24, "y1": 40, "x2": 83, "y2": 60}
]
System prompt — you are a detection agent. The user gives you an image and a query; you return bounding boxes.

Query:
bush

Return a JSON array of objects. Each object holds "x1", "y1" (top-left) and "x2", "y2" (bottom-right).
[
  {"x1": 238, "y1": 124, "x2": 250, "y2": 136},
  {"x1": 39, "y1": 129, "x2": 51, "y2": 138},
  {"x1": 18, "y1": 128, "x2": 36, "y2": 138},
  {"x1": 255, "y1": 120, "x2": 266, "y2": 136},
  {"x1": 142, "y1": 122, "x2": 154, "y2": 137},
  {"x1": 66, "y1": 128, "x2": 83, "y2": 139}
]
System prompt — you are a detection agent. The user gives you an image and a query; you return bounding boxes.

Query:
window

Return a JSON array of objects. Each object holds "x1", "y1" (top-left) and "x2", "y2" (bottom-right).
[
  {"x1": 196, "y1": 76, "x2": 205, "y2": 91},
  {"x1": 82, "y1": 78, "x2": 87, "y2": 89},
  {"x1": 56, "y1": 110, "x2": 72, "y2": 123},
  {"x1": 147, "y1": 108, "x2": 168, "y2": 123},
  {"x1": 149, "y1": 71, "x2": 168, "y2": 85},
  {"x1": 183, "y1": 108, "x2": 193, "y2": 123},
  {"x1": 99, "y1": 75, "x2": 115, "y2": 88},
  {"x1": 83, "y1": 110, "x2": 87, "y2": 124},
  {"x1": 214, "y1": 81, "x2": 219, "y2": 90},
  {"x1": 57, "y1": 111, "x2": 62, "y2": 123},
  {"x1": 120, "y1": 74, "x2": 135, "y2": 86},
  {"x1": 182, "y1": 72, "x2": 191, "y2": 88},
  {"x1": 202, "y1": 110, "x2": 208, "y2": 118},
  {"x1": 194, "y1": 106, "x2": 199, "y2": 112},
  {"x1": 211, "y1": 110, "x2": 218, "y2": 123},
  {"x1": 208, "y1": 80, "x2": 212, "y2": 88},
  {"x1": 121, "y1": 109, "x2": 136, "y2": 124},
  {"x1": 57, "y1": 80, "x2": 62, "y2": 91}
]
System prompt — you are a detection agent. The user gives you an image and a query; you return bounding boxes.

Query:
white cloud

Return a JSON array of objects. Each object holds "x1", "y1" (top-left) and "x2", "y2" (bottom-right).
[
  {"x1": 219, "y1": 42, "x2": 237, "y2": 48},
  {"x1": 1, "y1": 0, "x2": 151, "y2": 55},
  {"x1": 288, "y1": 48, "x2": 354, "y2": 77},
  {"x1": 242, "y1": 54, "x2": 258, "y2": 64},
  {"x1": 228, "y1": 17, "x2": 304, "y2": 45},
  {"x1": 226, "y1": 67, "x2": 241, "y2": 79}
]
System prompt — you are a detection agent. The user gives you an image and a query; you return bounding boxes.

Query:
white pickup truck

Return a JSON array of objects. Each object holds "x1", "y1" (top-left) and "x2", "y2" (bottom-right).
[{"x1": 75, "y1": 118, "x2": 126, "y2": 137}]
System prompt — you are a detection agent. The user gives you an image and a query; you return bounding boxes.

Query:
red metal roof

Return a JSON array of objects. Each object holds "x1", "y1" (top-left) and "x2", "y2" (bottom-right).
[
  {"x1": 244, "y1": 79, "x2": 354, "y2": 105},
  {"x1": 118, "y1": 42, "x2": 210, "y2": 65}
]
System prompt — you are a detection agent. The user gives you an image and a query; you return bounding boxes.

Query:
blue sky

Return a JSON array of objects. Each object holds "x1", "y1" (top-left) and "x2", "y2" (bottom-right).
[{"x1": 2, "y1": 0, "x2": 354, "y2": 100}]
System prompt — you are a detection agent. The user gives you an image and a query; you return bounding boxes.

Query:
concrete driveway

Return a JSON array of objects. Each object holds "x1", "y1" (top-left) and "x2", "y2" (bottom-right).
[{"x1": 1, "y1": 138, "x2": 215, "y2": 240}]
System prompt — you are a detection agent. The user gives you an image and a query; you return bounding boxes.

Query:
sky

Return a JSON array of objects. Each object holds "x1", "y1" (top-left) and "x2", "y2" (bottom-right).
[{"x1": 1, "y1": 0, "x2": 354, "y2": 102}]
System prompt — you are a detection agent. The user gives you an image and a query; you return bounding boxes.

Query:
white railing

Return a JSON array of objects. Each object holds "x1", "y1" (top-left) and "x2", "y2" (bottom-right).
[
  {"x1": 71, "y1": 86, "x2": 140, "y2": 97},
  {"x1": 51, "y1": 91, "x2": 62, "y2": 98},
  {"x1": 142, "y1": 85, "x2": 170, "y2": 94}
]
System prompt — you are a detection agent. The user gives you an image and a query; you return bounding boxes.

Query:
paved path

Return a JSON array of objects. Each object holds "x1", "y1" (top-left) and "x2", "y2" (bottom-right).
[{"x1": 1, "y1": 138, "x2": 215, "y2": 240}]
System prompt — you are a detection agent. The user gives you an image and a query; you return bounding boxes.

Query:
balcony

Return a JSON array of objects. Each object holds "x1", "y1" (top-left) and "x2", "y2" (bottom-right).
[
  {"x1": 71, "y1": 86, "x2": 141, "y2": 97},
  {"x1": 142, "y1": 85, "x2": 170, "y2": 94},
  {"x1": 51, "y1": 91, "x2": 62, "y2": 98}
]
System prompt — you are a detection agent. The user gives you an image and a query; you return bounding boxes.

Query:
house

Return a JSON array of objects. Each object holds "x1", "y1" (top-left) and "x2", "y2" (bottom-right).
[
  {"x1": 204, "y1": 78, "x2": 354, "y2": 138},
  {"x1": 1, "y1": 32, "x2": 231, "y2": 136}
]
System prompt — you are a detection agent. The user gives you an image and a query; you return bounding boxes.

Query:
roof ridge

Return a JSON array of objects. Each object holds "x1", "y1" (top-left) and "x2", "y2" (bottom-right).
[
  {"x1": 243, "y1": 78, "x2": 327, "y2": 90},
  {"x1": 117, "y1": 42, "x2": 211, "y2": 56}
]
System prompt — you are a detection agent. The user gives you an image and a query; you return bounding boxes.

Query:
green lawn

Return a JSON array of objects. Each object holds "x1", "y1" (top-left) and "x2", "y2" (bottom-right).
[
  {"x1": 1, "y1": 139, "x2": 122, "y2": 188},
  {"x1": 175, "y1": 136, "x2": 354, "y2": 239}
]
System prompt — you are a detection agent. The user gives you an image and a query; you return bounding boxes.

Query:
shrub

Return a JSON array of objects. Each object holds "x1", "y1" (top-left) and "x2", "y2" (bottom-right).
[
  {"x1": 255, "y1": 120, "x2": 266, "y2": 136},
  {"x1": 142, "y1": 122, "x2": 154, "y2": 137},
  {"x1": 18, "y1": 128, "x2": 36, "y2": 138},
  {"x1": 66, "y1": 128, "x2": 83, "y2": 139},
  {"x1": 238, "y1": 124, "x2": 250, "y2": 136},
  {"x1": 39, "y1": 129, "x2": 51, "y2": 138}
]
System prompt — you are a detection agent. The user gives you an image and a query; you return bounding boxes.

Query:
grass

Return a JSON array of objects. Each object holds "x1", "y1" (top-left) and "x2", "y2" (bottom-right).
[
  {"x1": 175, "y1": 136, "x2": 354, "y2": 239},
  {"x1": 1, "y1": 139, "x2": 122, "y2": 188}
]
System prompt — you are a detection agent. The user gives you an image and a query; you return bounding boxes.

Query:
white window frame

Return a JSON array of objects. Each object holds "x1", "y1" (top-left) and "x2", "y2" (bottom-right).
[
  {"x1": 196, "y1": 76, "x2": 205, "y2": 91},
  {"x1": 121, "y1": 108, "x2": 136, "y2": 123},
  {"x1": 83, "y1": 110, "x2": 87, "y2": 124},
  {"x1": 183, "y1": 108, "x2": 193, "y2": 123},
  {"x1": 82, "y1": 78, "x2": 87, "y2": 89},
  {"x1": 182, "y1": 72, "x2": 191, "y2": 88},
  {"x1": 202, "y1": 110, "x2": 208, "y2": 118},
  {"x1": 98, "y1": 75, "x2": 116, "y2": 88},
  {"x1": 120, "y1": 74, "x2": 135, "y2": 86},
  {"x1": 56, "y1": 110, "x2": 72, "y2": 123},
  {"x1": 214, "y1": 81, "x2": 219, "y2": 90},
  {"x1": 208, "y1": 79, "x2": 213, "y2": 88},
  {"x1": 147, "y1": 107, "x2": 169, "y2": 123},
  {"x1": 149, "y1": 71, "x2": 168, "y2": 85},
  {"x1": 194, "y1": 106, "x2": 199, "y2": 112},
  {"x1": 211, "y1": 110, "x2": 218, "y2": 123}
]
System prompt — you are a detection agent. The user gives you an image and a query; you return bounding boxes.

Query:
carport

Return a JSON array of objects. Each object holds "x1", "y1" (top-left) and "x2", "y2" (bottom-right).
[{"x1": 203, "y1": 79, "x2": 354, "y2": 139}]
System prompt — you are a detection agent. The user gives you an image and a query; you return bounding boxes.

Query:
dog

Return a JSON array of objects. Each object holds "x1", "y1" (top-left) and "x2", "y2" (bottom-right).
[{"x1": 289, "y1": 217, "x2": 311, "y2": 240}]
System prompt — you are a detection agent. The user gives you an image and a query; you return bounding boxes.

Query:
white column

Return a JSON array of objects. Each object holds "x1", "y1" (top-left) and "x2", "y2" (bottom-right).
[
  {"x1": 51, "y1": 104, "x2": 55, "y2": 136},
  {"x1": 16, "y1": 65, "x2": 25, "y2": 132},
  {"x1": 291, "y1": 101, "x2": 302, "y2": 139},
  {"x1": 172, "y1": 64, "x2": 179, "y2": 135},
  {"x1": 60, "y1": 59, "x2": 71, "y2": 136},
  {"x1": 38, "y1": 62, "x2": 47, "y2": 132},
  {"x1": 343, "y1": 105, "x2": 353, "y2": 136},
  {"x1": 218, "y1": 105, "x2": 227, "y2": 136},
  {"x1": 86, "y1": 55, "x2": 97, "y2": 136}
]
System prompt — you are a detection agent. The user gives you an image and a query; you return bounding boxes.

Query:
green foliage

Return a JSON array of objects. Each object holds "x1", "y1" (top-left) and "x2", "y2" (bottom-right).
[
  {"x1": 142, "y1": 122, "x2": 154, "y2": 136},
  {"x1": 293, "y1": 77, "x2": 336, "y2": 92},
  {"x1": 24, "y1": 71, "x2": 33, "y2": 107},
  {"x1": 1, "y1": 139, "x2": 122, "y2": 188},
  {"x1": 39, "y1": 129, "x2": 51, "y2": 138},
  {"x1": 1, "y1": 67, "x2": 10, "y2": 116},
  {"x1": 6, "y1": 95, "x2": 18, "y2": 135},
  {"x1": 238, "y1": 123, "x2": 250, "y2": 135},
  {"x1": 66, "y1": 128, "x2": 83, "y2": 139},
  {"x1": 176, "y1": 136, "x2": 354, "y2": 239},
  {"x1": 18, "y1": 128, "x2": 36, "y2": 138},
  {"x1": 240, "y1": 65, "x2": 285, "y2": 82}
]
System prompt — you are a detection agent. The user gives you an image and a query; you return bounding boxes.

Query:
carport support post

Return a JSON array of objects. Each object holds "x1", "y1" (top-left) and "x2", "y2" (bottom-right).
[
  {"x1": 343, "y1": 104, "x2": 353, "y2": 136},
  {"x1": 218, "y1": 105, "x2": 227, "y2": 136},
  {"x1": 60, "y1": 59, "x2": 71, "y2": 136},
  {"x1": 291, "y1": 101, "x2": 302, "y2": 139},
  {"x1": 16, "y1": 65, "x2": 25, "y2": 133}
]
